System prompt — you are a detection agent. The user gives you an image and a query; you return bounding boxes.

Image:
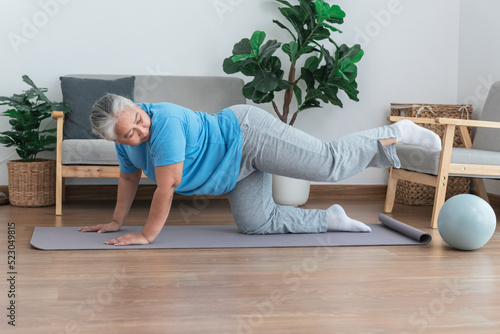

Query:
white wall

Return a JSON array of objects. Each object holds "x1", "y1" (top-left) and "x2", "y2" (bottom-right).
[
  {"x1": 0, "y1": 0, "x2": 462, "y2": 187},
  {"x1": 457, "y1": 0, "x2": 500, "y2": 195}
]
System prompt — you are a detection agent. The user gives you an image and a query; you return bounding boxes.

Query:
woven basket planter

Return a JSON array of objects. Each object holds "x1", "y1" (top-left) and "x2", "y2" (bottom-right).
[
  {"x1": 390, "y1": 103, "x2": 473, "y2": 205},
  {"x1": 7, "y1": 159, "x2": 56, "y2": 207}
]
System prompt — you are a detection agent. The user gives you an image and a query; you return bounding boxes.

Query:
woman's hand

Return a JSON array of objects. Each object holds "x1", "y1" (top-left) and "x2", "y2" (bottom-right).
[
  {"x1": 104, "y1": 233, "x2": 150, "y2": 246},
  {"x1": 78, "y1": 221, "x2": 121, "y2": 233}
]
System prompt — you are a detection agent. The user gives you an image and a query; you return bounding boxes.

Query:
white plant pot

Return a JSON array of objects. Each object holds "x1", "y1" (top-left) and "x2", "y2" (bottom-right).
[{"x1": 272, "y1": 175, "x2": 311, "y2": 207}]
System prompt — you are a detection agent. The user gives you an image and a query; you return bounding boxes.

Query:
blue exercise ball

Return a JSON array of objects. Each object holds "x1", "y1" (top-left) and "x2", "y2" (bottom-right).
[{"x1": 438, "y1": 194, "x2": 496, "y2": 251}]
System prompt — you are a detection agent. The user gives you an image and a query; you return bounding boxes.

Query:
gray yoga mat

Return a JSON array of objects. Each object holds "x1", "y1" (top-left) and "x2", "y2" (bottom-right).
[{"x1": 30, "y1": 214, "x2": 431, "y2": 250}]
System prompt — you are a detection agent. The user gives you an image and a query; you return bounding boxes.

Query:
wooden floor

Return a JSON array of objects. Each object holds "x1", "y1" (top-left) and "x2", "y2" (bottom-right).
[{"x1": 1, "y1": 197, "x2": 499, "y2": 334}]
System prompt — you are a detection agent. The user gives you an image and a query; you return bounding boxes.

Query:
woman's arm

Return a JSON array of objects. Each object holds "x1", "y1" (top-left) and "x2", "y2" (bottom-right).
[
  {"x1": 79, "y1": 169, "x2": 142, "y2": 233},
  {"x1": 104, "y1": 162, "x2": 183, "y2": 246},
  {"x1": 112, "y1": 169, "x2": 143, "y2": 227}
]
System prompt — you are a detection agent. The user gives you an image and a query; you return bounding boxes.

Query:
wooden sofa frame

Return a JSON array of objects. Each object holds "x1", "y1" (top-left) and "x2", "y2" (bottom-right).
[{"x1": 51, "y1": 111, "x2": 147, "y2": 216}]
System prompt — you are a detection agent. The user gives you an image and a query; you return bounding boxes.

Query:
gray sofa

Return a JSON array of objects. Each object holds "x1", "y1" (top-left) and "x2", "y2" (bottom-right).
[{"x1": 52, "y1": 75, "x2": 245, "y2": 215}]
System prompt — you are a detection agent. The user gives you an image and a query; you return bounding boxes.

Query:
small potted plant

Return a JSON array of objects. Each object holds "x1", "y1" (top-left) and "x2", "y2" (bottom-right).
[
  {"x1": 223, "y1": 0, "x2": 364, "y2": 205},
  {"x1": 0, "y1": 75, "x2": 70, "y2": 207}
]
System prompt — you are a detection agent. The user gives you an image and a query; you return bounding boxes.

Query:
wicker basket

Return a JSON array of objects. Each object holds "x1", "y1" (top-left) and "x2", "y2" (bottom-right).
[
  {"x1": 7, "y1": 159, "x2": 56, "y2": 207},
  {"x1": 395, "y1": 177, "x2": 471, "y2": 206},
  {"x1": 390, "y1": 103, "x2": 473, "y2": 205}
]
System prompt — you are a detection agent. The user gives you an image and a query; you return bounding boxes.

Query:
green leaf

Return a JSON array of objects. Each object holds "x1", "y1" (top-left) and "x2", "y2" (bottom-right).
[
  {"x1": 298, "y1": 99, "x2": 321, "y2": 112},
  {"x1": 0, "y1": 95, "x2": 24, "y2": 106},
  {"x1": 297, "y1": 45, "x2": 316, "y2": 57},
  {"x1": 2, "y1": 109, "x2": 21, "y2": 118},
  {"x1": 314, "y1": 0, "x2": 329, "y2": 23},
  {"x1": 250, "y1": 31, "x2": 266, "y2": 53},
  {"x1": 241, "y1": 62, "x2": 259, "y2": 76},
  {"x1": 304, "y1": 56, "x2": 320, "y2": 71},
  {"x1": 262, "y1": 56, "x2": 282, "y2": 74},
  {"x1": 253, "y1": 68, "x2": 279, "y2": 92},
  {"x1": 277, "y1": 79, "x2": 292, "y2": 92},
  {"x1": 351, "y1": 47, "x2": 364, "y2": 63},
  {"x1": 338, "y1": 44, "x2": 363, "y2": 63},
  {"x1": 320, "y1": 22, "x2": 342, "y2": 34},
  {"x1": 40, "y1": 128, "x2": 57, "y2": 134},
  {"x1": 223, "y1": 57, "x2": 243, "y2": 74},
  {"x1": 231, "y1": 54, "x2": 254, "y2": 62},
  {"x1": 298, "y1": 0, "x2": 315, "y2": 25},
  {"x1": 325, "y1": 4, "x2": 345, "y2": 24},
  {"x1": 232, "y1": 38, "x2": 252, "y2": 56},
  {"x1": 278, "y1": 7, "x2": 302, "y2": 34},
  {"x1": 329, "y1": 4, "x2": 346, "y2": 19},
  {"x1": 22, "y1": 75, "x2": 38, "y2": 89},
  {"x1": 51, "y1": 101, "x2": 71, "y2": 114},
  {"x1": 311, "y1": 26, "x2": 330, "y2": 41},
  {"x1": 258, "y1": 39, "x2": 281, "y2": 60},
  {"x1": 301, "y1": 68, "x2": 316, "y2": 89},
  {"x1": 325, "y1": 80, "x2": 359, "y2": 101},
  {"x1": 305, "y1": 88, "x2": 329, "y2": 103},
  {"x1": 318, "y1": 83, "x2": 343, "y2": 107},
  {"x1": 339, "y1": 59, "x2": 357, "y2": 81},
  {"x1": 242, "y1": 82, "x2": 275, "y2": 104},
  {"x1": 282, "y1": 41, "x2": 299, "y2": 62},
  {"x1": 319, "y1": 46, "x2": 336, "y2": 79}
]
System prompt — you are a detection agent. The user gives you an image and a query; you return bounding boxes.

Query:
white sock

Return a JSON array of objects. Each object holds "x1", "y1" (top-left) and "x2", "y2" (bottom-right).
[
  {"x1": 326, "y1": 204, "x2": 371, "y2": 232},
  {"x1": 394, "y1": 119, "x2": 442, "y2": 151}
]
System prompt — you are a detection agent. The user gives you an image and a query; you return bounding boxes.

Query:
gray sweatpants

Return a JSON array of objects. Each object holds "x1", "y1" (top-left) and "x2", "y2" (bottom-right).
[{"x1": 227, "y1": 105, "x2": 402, "y2": 235}]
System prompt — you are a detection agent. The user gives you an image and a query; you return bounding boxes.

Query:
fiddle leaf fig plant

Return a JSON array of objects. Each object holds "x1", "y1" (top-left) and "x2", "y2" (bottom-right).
[
  {"x1": 0, "y1": 75, "x2": 70, "y2": 162},
  {"x1": 223, "y1": 0, "x2": 364, "y2": 125}
]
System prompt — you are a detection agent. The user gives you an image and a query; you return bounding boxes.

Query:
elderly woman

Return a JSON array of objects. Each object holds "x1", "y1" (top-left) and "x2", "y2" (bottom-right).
[{"x1": 80, "y1": 94, "x2": 441, "y2": 246}]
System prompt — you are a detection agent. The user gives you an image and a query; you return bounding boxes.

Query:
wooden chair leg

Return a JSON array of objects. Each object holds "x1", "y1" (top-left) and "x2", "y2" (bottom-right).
[
  {"x1": 62, "y1": 177, "x2": 66, "y2": 201},
  {"x1": 430, "y1": 177, "x2": 448, "y2": 229},
  {"x1": 54, "y1": 112, "x2": 64, "y2": 216},
  {"x1": 55, "y1": 172, "x2": 63, "y2": 216},
  {"x1": 384, "y1": 167, "x2": 398, "y2": 213},
  {"x1": 430, "y1": 124, "x2": 455, "y2": 229}
]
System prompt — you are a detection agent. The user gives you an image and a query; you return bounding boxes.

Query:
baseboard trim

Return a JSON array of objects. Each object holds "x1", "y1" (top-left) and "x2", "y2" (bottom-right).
[
  {"x1": 63, "y1": 184, "x2": 389, "y2": 201},
  {"x1": 2, "y1": 184, "x2": 386, "y2": 201}
]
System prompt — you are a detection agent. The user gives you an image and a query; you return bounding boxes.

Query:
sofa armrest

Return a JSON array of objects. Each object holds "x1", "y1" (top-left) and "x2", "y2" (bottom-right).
[
  {"x1": 51, "y1": 111, "x2": 65, "y2": 149},
  {"x1": 51, "y1": 111, "x2": 65, "y2": 119},
  {"x1": 51, "y1": 111, "x2": 65, "y2": 215}
]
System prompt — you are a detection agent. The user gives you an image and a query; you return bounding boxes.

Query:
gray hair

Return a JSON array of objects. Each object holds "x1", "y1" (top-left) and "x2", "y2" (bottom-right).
[{"x1": 90, "y1": 94, "x2": 136, "y2": 141}]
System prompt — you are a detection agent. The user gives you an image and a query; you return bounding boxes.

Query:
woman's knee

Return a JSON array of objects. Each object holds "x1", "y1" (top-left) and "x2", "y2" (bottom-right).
[{"x1": 234, "y1": 215, "x2": 268, "y2": 235}]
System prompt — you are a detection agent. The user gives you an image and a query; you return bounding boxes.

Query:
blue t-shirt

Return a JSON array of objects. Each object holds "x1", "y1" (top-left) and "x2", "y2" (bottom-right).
[{"x1": 115, "y1": 102, "x2": 242, "y2": 196}]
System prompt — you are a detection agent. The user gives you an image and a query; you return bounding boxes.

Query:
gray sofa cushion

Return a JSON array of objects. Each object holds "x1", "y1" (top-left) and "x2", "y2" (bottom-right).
[
  {"x1": 397, "y1": 144, "x2": 500, "y2": 178},
  {"x1": 60, "y1": 76, "x2": 135, "y2": 139},
  {"x1": 62, "y1": 139, "x2": 118, "y2": 165}
]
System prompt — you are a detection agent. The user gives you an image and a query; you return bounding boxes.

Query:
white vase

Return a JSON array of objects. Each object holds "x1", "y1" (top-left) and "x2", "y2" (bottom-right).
[{"x1": 272, "y1": 175, "x2": 311, "y2": 207}]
